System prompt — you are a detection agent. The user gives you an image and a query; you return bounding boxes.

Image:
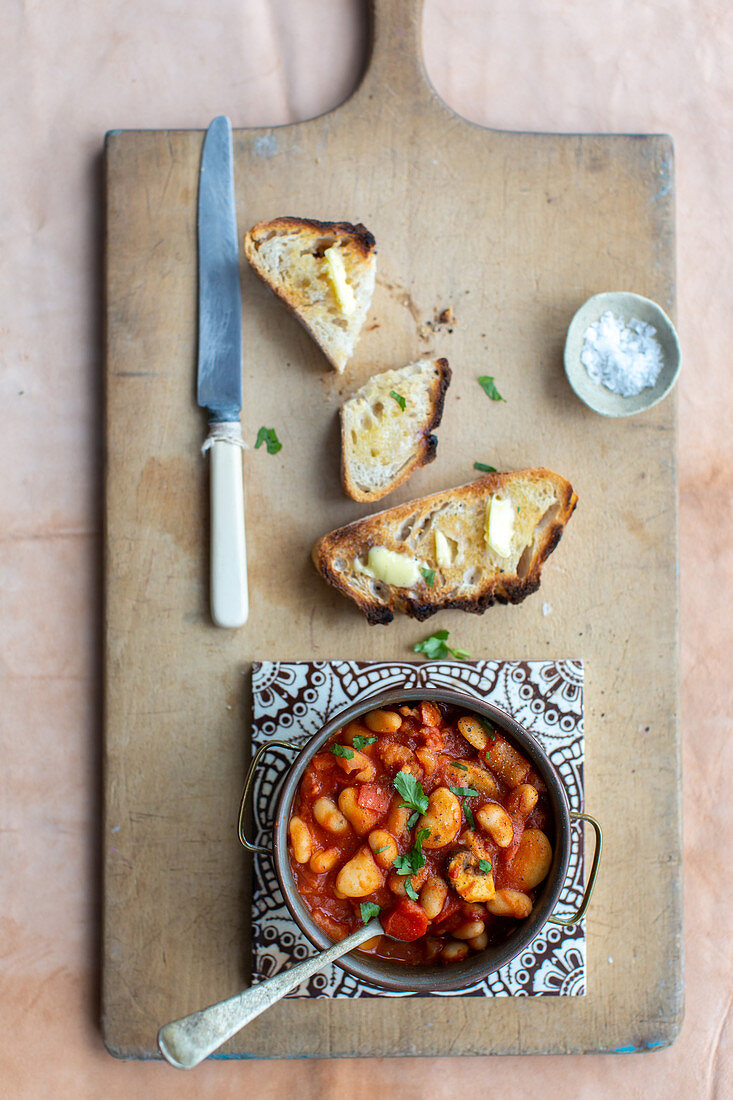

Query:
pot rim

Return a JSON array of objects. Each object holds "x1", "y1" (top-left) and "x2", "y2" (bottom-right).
[{"x1": 270, "y1": 683, "x2": 573, "y2": 993}]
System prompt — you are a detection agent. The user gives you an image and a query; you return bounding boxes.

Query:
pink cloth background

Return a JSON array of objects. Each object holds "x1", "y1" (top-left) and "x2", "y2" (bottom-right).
[{"x1": 2, "y1": 0, "x2": 731, "y2": 1095}]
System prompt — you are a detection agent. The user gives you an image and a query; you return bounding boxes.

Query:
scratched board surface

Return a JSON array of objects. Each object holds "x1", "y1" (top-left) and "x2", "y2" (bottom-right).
[{"x1": 103, "y1": 0, "x2": 681, "y2": 1058}]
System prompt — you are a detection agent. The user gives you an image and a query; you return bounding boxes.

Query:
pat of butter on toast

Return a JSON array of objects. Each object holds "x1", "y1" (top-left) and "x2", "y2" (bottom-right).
[{"x1": 485, "y1": 497, "x2": 515, "y2": 558}]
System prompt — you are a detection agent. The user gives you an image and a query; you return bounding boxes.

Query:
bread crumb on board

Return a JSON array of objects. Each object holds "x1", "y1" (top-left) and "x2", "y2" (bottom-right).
[{"x1": 419, "y1": 306, "x2": 457, "y2": 341}]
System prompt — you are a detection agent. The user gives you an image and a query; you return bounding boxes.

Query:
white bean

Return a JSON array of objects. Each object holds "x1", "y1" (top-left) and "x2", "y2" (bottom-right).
[
  {"x1": 447, "y1": 760, "x2": 499, "y2": 799},
  {"x1": 419, "y1": 787, "x2": 462, "y2": 849},
  {"x1": 506, "y1": 783, "x2": 539, "y2": 816},
  {"x1": 509, "y1": 829, "x2": 552, "y2": 889},
  {"x1": 457, "y1": 715, "x2": 489, "y2": 751},
  {"x1": 341, "y1": 718, "x2": 372, "y2": 746},
  {"x1": 364, "y1": 708, "x2": 402, "y2": 734},
  {"x1": 309, "y1": 848, "x2": 340, "y2": 873},
  {"x1": 419, "y1": 877, "x2": 448, "y2": 920},
  {"x1": 441, "y1": 940, "x2": 469, "y2": 963},
  {"x1": 487, "y1": 888, "x2": 533, "y2": 919},
  {"x1": 313, "y1": 796, "x2": 350, "y2": 835},
  {"x1": 288, "y1": 816, "x2": 313, "y2": 864},
  {"x1": 335, "y1": 847, "x2": 383, "y2": 897},
  {"x1": 476, "y1": 803, "x2": 514, "y2": 848},
  {"x1": 485, "y1": 739, "x2": 531, "y2": 788},
  {"x1": 368, "y1": 829, "x2": 398, "y2": 868},
  {"x1": 386, "y1": 801, "x2": 411, "y2": 838},
  {"x1": 452, "y1": 920, "x2": 485, "y2": 940},
  {"x1": 338, "y1": 787, "x2": 379, "y2": 836}
]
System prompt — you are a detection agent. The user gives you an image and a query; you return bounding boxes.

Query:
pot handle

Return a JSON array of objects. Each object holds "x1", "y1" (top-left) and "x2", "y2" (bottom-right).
[
  {"x1": 547, "y1": 811, "x2": 603, "y2": 927},
  {"x1": 237, "y1": 738, "x2": 301, "y2": 855}
]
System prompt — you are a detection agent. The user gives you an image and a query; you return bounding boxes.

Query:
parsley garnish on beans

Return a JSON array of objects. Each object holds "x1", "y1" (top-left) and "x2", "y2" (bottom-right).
[
  {"x1": 392, "y1": 829, "x2": 431, "y2": 876},
  {"x1": 360, "y1": 902, "x2": 381, "y2": 924},
  {"x1": 352, "y1": 735, "x2": 378, "y2": 750},
  {"x1": 393, "y1": 771, "x2": 429, "y2": 816},
  {"x1": 330, "y1": 744, "x2": 354, "y2": 760}
]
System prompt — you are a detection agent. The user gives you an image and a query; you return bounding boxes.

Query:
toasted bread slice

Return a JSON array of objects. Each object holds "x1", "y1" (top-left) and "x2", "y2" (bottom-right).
[
  {"x1": 312, "y1": 469, "x2": 577, "y2": 624},
  {"x1": 341, "y1": 358, "x2": 452, "y2": 503},
  {"x1": 243, "y1": 217, "x2": 376, "y2": 372}
]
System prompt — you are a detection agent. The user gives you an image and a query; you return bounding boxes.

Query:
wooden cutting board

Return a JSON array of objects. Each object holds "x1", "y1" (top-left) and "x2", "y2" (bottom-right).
[{"x1": 103, "y1": 0, "x2": 681, "y2": 1058}]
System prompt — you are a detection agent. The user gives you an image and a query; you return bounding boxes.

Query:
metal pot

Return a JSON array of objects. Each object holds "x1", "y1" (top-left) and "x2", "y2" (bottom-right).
[{"x1": 238, "y1": 686, "x2": 601, "y2": 993}]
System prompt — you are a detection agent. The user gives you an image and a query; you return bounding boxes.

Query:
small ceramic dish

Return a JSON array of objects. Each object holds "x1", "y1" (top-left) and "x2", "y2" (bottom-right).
[{"x1": 564, "y1": 291, "x2": 681, "y2": 418}]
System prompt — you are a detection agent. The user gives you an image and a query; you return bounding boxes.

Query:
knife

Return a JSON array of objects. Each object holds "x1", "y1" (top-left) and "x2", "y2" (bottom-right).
[{"x1": 197, "y1": 116, "x2": 248, "y2": 628}]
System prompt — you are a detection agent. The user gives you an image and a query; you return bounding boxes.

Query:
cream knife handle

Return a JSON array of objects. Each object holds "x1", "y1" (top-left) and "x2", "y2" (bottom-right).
[{"x1": 210, "y1": 438, "x2": 248, "y2": 627}]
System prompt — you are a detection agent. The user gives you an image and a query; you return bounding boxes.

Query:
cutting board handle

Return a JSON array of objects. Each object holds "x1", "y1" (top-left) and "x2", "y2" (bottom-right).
[{"x1": 352, "y1": 0, "x2": 432, "y2": 108}]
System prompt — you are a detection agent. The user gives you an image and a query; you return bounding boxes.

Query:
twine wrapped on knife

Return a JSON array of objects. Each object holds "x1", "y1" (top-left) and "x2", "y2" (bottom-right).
[{"x1": 201, "y1": 421, "x2": 248, "y2": 455}]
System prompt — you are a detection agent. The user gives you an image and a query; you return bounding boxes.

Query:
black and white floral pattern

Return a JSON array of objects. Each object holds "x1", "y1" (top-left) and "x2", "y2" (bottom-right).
[{"x1": 250, "y1": 660, "x2": 586, "y2": 999}]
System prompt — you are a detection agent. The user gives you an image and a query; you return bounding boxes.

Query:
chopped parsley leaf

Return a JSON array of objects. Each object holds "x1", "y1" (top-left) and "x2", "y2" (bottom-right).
[
  {"x1": 478, "y1": 859, "x2": 492, "y2": 874},
  {"x1": 393, "y1": 771, "x2": 429, "y2": 816},
  {"x1": 464, "y1": 802, "x2": 475, "y2": 829},
  {"x1": 352, "y1": 735, "x2": 378, "y2": 750},
  {"x1": 405, "y1": 879, "x2": 419, "y2": 901},
  {"x1": 360, "y1": 902, "x2": 381, "y2": 924},
  {"x1": 374, "y1": 846, "x2": 389, "y2": 854},
  {"x1": 390, "y1": 390, "x2": 406, "y2": 411},
  {"x1": 392, "y1": 828, "x2": 431, "y2": 876},
  {"x1": 330, "y1": 744, "x2": 355, "y2": 760},
  {"x1": 449, "y1": 785, "x2": 480, "y2": 799},
  {"x1": 478, "y1": 376, "x2": 506, "y2": 403},
  {"x1": 474, "y1": 461, "x2": 497, "y2": 473},
  {"x1": 420, "y1": 567, "x2": 436, "y2": 587},
  {"x1": 413, "y1": 629, "x2": 470, "y2": 661},
  {"x1": 254, "y1": 426, "x2": 282, "y2": 454}
]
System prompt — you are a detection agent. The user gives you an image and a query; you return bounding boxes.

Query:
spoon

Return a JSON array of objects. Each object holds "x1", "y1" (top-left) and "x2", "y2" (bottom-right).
[{"x1": 157, "y1": 919, "x2": 381, "y2": 1068}]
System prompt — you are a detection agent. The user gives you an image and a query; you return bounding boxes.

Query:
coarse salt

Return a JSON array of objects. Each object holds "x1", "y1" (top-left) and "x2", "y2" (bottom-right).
[{"x1": 580, "y1": 310, "x2": 664, "y2": 397}]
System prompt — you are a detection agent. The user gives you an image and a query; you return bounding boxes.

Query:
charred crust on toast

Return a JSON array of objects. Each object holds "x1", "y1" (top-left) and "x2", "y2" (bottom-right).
[
  {"x1": 246, "y1": 217, "x2": 376, "y2": 257},
  {"x1": 422, "y1": 435, "x2": 438, "y2": 464},
  {"x1": 411, "y1": 358, "x2": 451, "y2": 470},
  {"x1": 422, "y1": 357, "x2": 451, "y2": 438}
]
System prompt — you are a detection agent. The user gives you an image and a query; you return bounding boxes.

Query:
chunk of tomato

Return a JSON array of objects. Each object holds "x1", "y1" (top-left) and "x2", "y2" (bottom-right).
[
  {"x1": 356, "y1": 782, "x2": 391, "y2": 814},
  {"x1": 382, "y1": 899, "x2": 429, "y2": 942}
]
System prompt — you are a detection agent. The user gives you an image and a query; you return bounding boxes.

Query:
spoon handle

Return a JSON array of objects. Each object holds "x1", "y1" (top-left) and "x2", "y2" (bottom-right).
[{"x1": 157, "y1": 920, "x2": 381, "y2": 1068}]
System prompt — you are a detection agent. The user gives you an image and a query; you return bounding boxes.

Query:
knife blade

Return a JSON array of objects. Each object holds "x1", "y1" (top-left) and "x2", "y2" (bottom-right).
[{"x1": 197, "y1": 115, "x2": 248, "y2": 627}]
